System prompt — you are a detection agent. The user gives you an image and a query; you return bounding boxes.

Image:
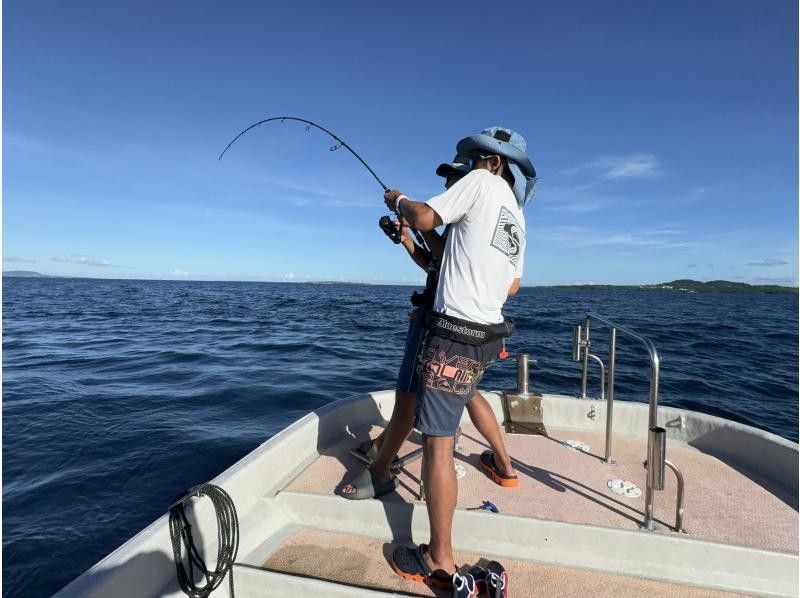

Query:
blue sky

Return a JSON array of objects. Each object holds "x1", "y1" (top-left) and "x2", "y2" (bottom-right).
[{"x1": 3, "y1": 0, "x2": 797, "y2": 285}]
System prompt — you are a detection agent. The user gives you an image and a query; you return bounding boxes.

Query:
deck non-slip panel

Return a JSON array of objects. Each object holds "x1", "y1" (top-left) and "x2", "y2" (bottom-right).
[
  {"x1": 261, "y1": 528, "x2": 747, "y2": 597},
  {"x1": 283, "y1": 423, "x2": 798, "y2": 554}
]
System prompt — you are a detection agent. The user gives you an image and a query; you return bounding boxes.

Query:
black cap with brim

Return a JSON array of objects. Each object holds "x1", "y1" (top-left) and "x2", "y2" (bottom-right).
[{"x1": 435, "y1": 154, "x2": 471, "y2": 178}]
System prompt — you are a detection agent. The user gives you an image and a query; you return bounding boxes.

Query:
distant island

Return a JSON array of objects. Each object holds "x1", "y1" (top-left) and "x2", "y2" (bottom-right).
[
  {"x1": 2, "y1": 271, "x2": 795, "y2": 293},
  {"x1": 2, "y1": 270, "x2": 50, "y2": 278},
  {"x1": 303, "y1": 281, "x2": 372, "y2": 286},
  {"x1": 550, "y1": 279, "x2": 797, "y2": 294}
]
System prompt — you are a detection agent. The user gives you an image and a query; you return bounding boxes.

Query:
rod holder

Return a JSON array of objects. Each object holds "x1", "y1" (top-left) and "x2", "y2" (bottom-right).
[
  {"x1": 648, "y1": 427, "x2": 667, "y2": 491},
  {"x1": 517, "y1": 353, "x2": 531, "y2": 395},
  {"x1": 503, "y1": 353, "x2": 543, "y2": 435},
  {"x1": 572, "y1": 326, "x2": 583, "y2": 362}
]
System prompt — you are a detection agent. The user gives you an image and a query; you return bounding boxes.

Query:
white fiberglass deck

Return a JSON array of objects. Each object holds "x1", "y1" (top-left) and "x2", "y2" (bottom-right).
[
  {"x1": 261, "y1": 528, "x2": 748, "y2": 597},
  {"x1": 284, "y1": 423, "x2": 797, "y2": 554}
]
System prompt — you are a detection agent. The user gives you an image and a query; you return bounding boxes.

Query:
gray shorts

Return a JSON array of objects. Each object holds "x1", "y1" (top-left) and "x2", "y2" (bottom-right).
[{"x1": 414, "y1": 334, "x2": 502, "y2": 437}]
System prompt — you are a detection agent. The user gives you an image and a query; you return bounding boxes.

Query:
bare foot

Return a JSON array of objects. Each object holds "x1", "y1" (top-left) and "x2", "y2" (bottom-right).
[
  {"x1": 420, "y1": 544, "x2": 456, "y2": 576},
  {"x1": 341, "y1": 466, "x2": 392, "y2": 495},
  {"x1": 495, "y1": 454, "x2": 516, "y2": 478}
]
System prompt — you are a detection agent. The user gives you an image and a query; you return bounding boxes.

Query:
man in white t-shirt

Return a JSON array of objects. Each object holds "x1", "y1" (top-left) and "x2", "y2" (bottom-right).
[
  {"x1": 341, "y1": 156, "x2": 520, "y2": 503},
  {"x1": 382, "y1": 127, "x2": 537, "y2": 590}
]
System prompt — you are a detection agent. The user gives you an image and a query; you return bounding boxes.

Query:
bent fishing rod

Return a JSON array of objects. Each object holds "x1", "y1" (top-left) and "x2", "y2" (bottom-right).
[{"x1": 218, "y1": 116, "x2": 429, "y2": 250}]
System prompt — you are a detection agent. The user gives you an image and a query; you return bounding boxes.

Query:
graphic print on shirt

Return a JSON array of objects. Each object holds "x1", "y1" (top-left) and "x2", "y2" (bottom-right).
[
  {"x1": 490, "y1": 207, "x2": 523, "y2": 266},
  {"x1": 421, "y1": 348, "x2": 482, "y2": 395}
]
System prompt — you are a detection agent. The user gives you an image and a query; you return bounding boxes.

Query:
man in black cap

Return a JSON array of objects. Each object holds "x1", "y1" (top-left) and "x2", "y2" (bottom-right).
[{"x1": 382, "y1": 127, "x2": 536, "y2": 589}]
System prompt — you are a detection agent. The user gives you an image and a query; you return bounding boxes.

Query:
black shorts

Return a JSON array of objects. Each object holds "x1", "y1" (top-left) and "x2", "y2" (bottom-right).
[{"x1": 414, "y1": 333, "x2": 502, "y2": 437}]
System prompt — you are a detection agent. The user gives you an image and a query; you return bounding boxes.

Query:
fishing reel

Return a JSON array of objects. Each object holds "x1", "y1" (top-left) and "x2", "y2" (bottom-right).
[{"x1": 378, "y1": 215, "x2": 402, "y2": 244}]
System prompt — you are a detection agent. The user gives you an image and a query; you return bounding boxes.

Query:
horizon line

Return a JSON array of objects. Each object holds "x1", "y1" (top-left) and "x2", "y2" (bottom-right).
[{"x1": 3, "y1": 271, "x2": 798, "y2": 289}]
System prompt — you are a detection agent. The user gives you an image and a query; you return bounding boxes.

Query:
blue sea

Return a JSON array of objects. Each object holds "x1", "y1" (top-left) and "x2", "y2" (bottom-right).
[{"x1": 2, "y1": 277, "x2": 798, "y2": 597}]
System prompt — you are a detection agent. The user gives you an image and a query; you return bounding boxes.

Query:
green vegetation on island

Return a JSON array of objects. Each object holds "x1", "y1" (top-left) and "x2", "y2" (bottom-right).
[
  {"x1": 2, "y1": 272, "x2": 795, "y2": 293},
  {"x1": 550, "y1": 279, "x2": 797, "y2": 294}
]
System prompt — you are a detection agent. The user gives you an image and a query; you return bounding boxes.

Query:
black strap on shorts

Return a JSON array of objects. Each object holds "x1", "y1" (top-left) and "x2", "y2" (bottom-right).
[
  {"x1": 425, "y1": 311, "x2": 514, "y2": 346},
  {"x1": 410, "y1": 270, "x2": 438, "y2": 308},
  {"x1": 410, "y1": 287, "x2": 435, "y2": 308}
]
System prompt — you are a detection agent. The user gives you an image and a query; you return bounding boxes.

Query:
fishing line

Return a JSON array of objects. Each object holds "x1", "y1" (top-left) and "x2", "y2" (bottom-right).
[{"x1": 218, "y1": 116, "x2": 430, "y2": 252}]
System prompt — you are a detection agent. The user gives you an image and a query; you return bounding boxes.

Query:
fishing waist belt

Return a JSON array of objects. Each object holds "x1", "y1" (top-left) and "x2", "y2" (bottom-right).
[{"x1": 425, "y1": 311, "x2": 514, "y2": 346}]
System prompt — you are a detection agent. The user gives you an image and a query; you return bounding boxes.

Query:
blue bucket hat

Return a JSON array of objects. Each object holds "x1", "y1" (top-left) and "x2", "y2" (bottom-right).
[
  {"x1": 435, "y1": 153, "x2": 471, "y2": 178},
  {"x1": 456, "y1": 126, "x2": 537, "y2": 207}
]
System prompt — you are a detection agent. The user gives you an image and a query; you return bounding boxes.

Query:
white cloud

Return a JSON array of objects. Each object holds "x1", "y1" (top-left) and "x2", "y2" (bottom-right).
[
  {"x1": 3, "y1": 255, "x2": 36, "y2": 264},
  {"x1": 751, "y1": 276, "x2": 796, "y2": 285},
  {"x1": 536, "y1": 186, "x2": 616, "y2": 213},
  {"x1": 596, "y1": 154, "x2": 661, "y2": 180},
  {"x1": 245, "y1": 173, "x2": 376, "y2": 209},
  {"x1": 173, "y1": 269, "x2": 191, "y2": 277},
  {"x1": 283, "y1": 272, "x2": 295, "y2": 280},
  {"x1": 536, "y1": 226, "x2": 693, "y2": 249},
  {"x1": 537, "y1": 181, "x2": 665, "y2": 215},
  {"x1": 561, "y1": 153, "x2": 661, "y2": 183},
  {"x1": 746, "y1": 259, "x2": 789, "y2": 267},
  {"x1": 285, "y1": 196, "x2": 312, "y2": 207},
  {"x1": 52, "y1": 255, "x2": 118, "y2": 267}
]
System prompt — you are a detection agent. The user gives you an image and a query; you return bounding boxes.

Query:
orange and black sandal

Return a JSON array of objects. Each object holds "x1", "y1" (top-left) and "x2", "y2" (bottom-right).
[
  {"x1": 391, "y1": 544, "x2": 454, "y2": 590},
  {"x1": 479, "y1": 450, "x2": 519, "y2": 488}
]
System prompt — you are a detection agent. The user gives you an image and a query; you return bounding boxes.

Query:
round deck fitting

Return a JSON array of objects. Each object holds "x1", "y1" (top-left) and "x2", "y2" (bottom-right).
[{"x1": 607, "y1": 478, "x2": 642, "y2": 498}]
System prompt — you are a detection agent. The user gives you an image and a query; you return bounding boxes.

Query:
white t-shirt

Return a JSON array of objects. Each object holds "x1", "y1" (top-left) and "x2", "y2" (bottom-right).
[{"x1": 426, "y1": 169, "x2": 526, "y2": 325}]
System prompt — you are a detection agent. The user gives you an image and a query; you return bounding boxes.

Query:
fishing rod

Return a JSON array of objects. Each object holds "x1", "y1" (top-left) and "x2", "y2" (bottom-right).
[{"x1": 218, "y1": 116, "x2": 429, "y2": 251}]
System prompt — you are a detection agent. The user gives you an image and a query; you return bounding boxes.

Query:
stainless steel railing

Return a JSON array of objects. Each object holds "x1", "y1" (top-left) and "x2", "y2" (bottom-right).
[{"x1": 573, "y1": 313, "x2": 666, "y2": 530}]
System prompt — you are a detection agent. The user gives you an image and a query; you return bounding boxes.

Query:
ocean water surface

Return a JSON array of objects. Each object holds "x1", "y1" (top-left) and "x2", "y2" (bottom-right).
[{"x1": 2, "y1": 277, "x2": 798, "y2": 596}]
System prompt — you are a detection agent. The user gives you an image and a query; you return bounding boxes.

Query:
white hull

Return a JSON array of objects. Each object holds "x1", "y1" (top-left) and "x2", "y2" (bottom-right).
[{"x1": 55, "y1": 391, "x2": 799, "y2": 598}]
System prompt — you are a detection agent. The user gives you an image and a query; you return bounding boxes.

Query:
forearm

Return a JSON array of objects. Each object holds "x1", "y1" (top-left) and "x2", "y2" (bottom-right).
[
  {"x1": 421, "y1": 230, "x2": 445, "y2": 263},
  {"x1": 397, "y1": 198, "x2": 441, "y2": 232},
  {"x1": 394, "y1": 217, "x2": 433, "y2": 272},
  {"x1": 383, "y1": 190, "x2": 443, "y2": 233},
  {"x1": 405, "y1": 240, "x2": 433, "y2": 272}
]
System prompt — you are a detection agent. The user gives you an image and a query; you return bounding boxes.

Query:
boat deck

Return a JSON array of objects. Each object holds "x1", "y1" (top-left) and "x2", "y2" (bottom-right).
[
  {"x1": 54, "y1": 392, "x2": 798, "y2": 598},
  {"x1": 262, "y1": 528, "x2": 746, "y2": 597},
  {"x1": 284, "y1": 423, "x2": 798, "y2": 554}
]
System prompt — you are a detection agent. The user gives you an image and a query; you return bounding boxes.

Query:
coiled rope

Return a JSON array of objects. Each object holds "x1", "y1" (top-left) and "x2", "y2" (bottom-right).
[{"x1": 168, "y1": 484, "x2": 239, "y2": 598}]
